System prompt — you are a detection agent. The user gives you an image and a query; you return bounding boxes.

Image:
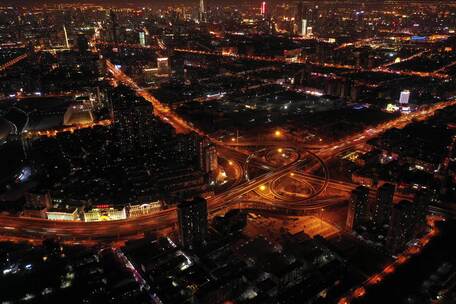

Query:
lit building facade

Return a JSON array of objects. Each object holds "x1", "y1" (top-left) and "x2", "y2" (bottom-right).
[
  {"x1": 129, "y1": 201, "x2": 162, "y2": 217},
  {"x1": 46, "y1": 207, "x2": 79, "y2": 221},
  {"x1": 83, "y1": 205, "x2": 127, "y2": 222}
]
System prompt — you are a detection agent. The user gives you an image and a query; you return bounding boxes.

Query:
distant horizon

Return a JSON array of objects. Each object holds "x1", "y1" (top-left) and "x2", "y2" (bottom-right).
[{"x1": 2, "y1": 0, "x2": 451, "y2": 6}]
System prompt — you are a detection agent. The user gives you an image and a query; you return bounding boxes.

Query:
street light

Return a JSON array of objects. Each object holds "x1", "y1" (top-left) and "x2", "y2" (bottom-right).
[
  {"x1": 274, "y1": 130, "x2": 282, "y2": 137},
  {"x1": 277, "y1": 148, "x2": 283, "y2": 153},
  {"x1": 259, "y1": 185, "x2": 266, "y2": 191}
]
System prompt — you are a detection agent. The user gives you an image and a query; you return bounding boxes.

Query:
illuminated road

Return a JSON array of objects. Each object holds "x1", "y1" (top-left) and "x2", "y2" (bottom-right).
[
  {"x1": 174, "y1": 48, "x2": 449, "y2": 79},
  {"x1": 107, "y1": 59, "x2": 203, "y2": 135},
  {"x1": 24, "y1": 119, "x2": 112, "y2": 138},
  {"x1": 378, "y1": 50, "x2": 429, "y2": 69},
  {"x1": 0, "y1": 53, "x2": 454, "y2": 243},
  {"x1": 0, "y1": 53, "x2": 29, "y2": 72},
  {"x1": 338, "y1": 219, "x2": 440, "y2": 304}
]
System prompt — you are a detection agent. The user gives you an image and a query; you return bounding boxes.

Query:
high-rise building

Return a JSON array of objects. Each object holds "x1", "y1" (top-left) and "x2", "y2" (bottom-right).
[
  {"x1": 399, "y1": 90, "x2": 410, "y2": 104},
  {"x1": 199, "y1": 0, "x2": 205, "y2": 21},
  {"x1": 204, "y1": 143, "x2": 218, "y2": 174},
  {"x1": 139, "y1": 31, "x2": 146, "y2": 47},
  {"x1": 261, "y1": 1, "x2": 267, "y2": 16},
  {"x1": 193, "y1": 137, "x2": 217, "y2": 174},
  {"x1": 346, "y1": 186, "x2": 370, "y2": 231},
  {"x1": 372, "y1": 183, "x2": 395, "y2": 227},
  {"x1": 177, "y1": 197, "x2": 208, "y2": 249},
  {"x1": 110, "y1": 10, "x2": 119, "y2": 43},
  {"x1": 386, "y1": 200, "x2": 415, "y2": 254},
  {"x1": 157, "y1": 57, "x2": 170, "y2": 76},
  {"x1": 301, "y1": 19, "x2": 308, "y2": 36},
  {"x1": 76, "y1": 34, "x2": 89, "y2": 52},
  {"x1": 295, "y1": 1, "x2": 307, "y2": 35},
  {"x1": 296, "y1": 2, "x2": 303, "y2": 25}
]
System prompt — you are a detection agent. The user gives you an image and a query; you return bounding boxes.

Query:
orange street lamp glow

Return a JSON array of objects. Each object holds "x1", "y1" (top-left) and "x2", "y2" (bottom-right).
[
  {"x1": 259, "y1": 185, "x2": 266, "y2": 191},
  {"x1": 338, "y1": 298, "x2": 349, "y2": 304},
  {"x1": 274, "y1": 130, "x2": 282, "y2": 137},
  {"x1": 277, "y1": 148, "x2": 283, "y2": 153},
  {"x1": 354, "y1": 287, "x2": 366, "y2": 298}
]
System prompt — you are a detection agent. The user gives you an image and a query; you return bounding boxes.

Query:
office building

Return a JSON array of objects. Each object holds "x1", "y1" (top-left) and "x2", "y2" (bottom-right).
[
  {"x1": 346, "y1": 186, "x2": 370, "y2": 231},
  {"x1": 177, "y1": 197, "x2": 208, "y2": 249}
]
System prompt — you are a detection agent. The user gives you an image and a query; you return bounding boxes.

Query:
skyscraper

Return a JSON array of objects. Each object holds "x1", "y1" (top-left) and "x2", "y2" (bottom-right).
[
  {"x1": 295, "y1": 1, "x2": 306, "y2": 36},
  {"x1": 372, "y1": 183, "x2": 395, "y2": 228},
  {"x1": 199, "y1": 0, "x2": 205, "y2": 21},
  {"x1": 261, "y1": 1, "x2": 267, "y2": 17},
  {"x1": 346, "y1": 186, "x2": 370, "y2": 231},
  {"x1": 110, "y1": 10, "x2": 119, "y2": 43},
  {"x1": 177, "y1": 197, "x2": 208, "y2": 249},
  {"x1": 139, "y1": 31, "x2": 146, "y2": 47},
  {"x1": 76, "y1": 34, "x2": 89, "y2": 52}
]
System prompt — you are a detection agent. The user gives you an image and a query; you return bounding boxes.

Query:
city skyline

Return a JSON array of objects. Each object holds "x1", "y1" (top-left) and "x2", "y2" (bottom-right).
[{"x1": 0, "y1": 0, "x2": 455, "y2": 303}]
